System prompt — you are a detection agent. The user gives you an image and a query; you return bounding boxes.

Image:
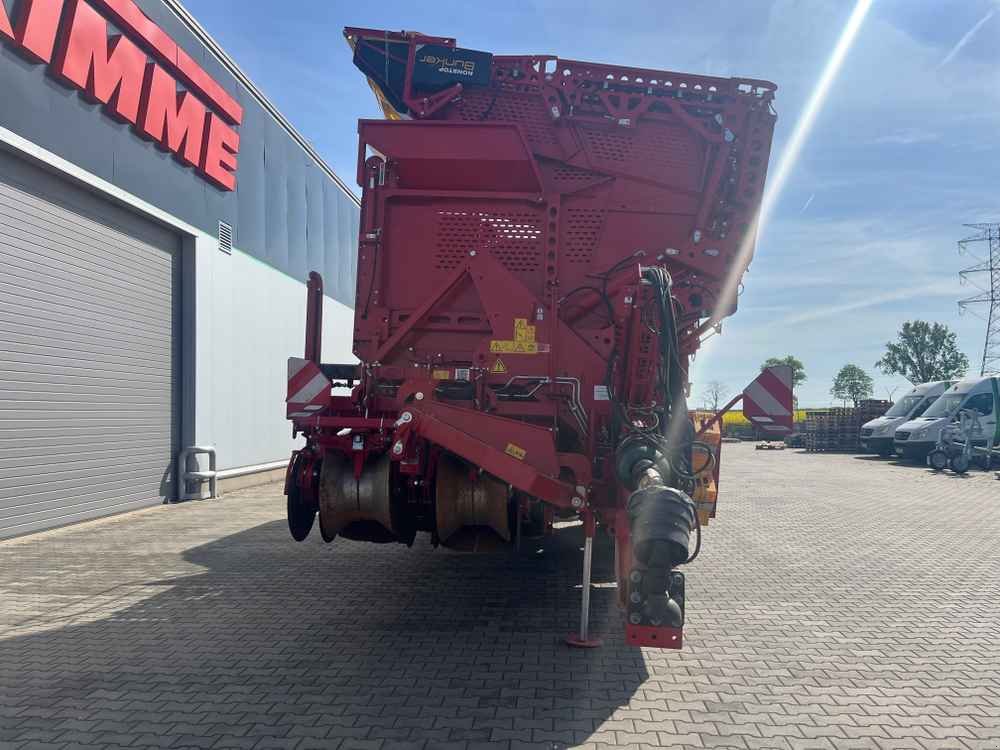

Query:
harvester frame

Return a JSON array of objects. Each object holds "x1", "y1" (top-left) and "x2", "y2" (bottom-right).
[{"x1": 284, "y1": 27, "x2": 783, "y2": 649}]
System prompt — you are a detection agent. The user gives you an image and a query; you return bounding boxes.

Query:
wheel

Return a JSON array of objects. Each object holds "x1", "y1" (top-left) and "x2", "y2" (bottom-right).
[
  {"x1": 949, "y1": 454, "x2": 970, "y2": 474},
  {"x1": 286, "y1": 455, "x2": 316, "y2": 541},
  {"x1": 927, "y1": 450, "x2": 949, "y2": 472}
]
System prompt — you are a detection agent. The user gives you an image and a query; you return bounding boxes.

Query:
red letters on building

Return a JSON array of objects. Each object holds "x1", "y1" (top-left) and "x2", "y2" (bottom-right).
[
  {"x1": 139, "y1": 62, "x2": 206, "y2": 167},
  {"x1": 54, "y1": 0, "x2": 146, "y2": 124},
  {"x1": 0, "y1": 3, "x2": 13, "y2": 40},
  {"x1": 201, "y1": 113, "x2": 240, "y2": 191},
  {"x1": 14, "y1": 0, "x2": 65, "y2": 63},
  {"x1": 2, "y1": 0, "x2": 241, "y2": 191}
]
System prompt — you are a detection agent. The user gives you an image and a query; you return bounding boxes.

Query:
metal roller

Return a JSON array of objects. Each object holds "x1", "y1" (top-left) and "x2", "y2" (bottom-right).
[
  {"x1": 319, "y1": 453, "x2": 397, "y2": 542},
  {"x1": 435, "y1": 454, "x2": 510, "y2": 552}
]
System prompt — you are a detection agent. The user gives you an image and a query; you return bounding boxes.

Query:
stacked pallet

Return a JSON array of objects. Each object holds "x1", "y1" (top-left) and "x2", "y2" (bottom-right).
[{"x1": 803, "y1": 400, "x2": 892, "y2": 453}]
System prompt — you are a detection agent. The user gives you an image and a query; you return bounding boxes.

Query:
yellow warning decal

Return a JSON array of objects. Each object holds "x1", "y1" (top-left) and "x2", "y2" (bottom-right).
[
  {"x1": 491, "y1": 358, "x2": 507, "y2": 374},
  {"x1": 513, "y1": 318, "x2": 534, "y2": 343},
  {"x1": 432, "y1": 369, "x2": 451, "y2": 380},
  {"x1": 504, "y1": 442, "x2": 527, "y2": 460},
  {"x1": 490, "y1": 317, "x2": 547, "y2": 355},
  {"x1": 490, "y1": 340, "x2": 539, "y2": 354}
]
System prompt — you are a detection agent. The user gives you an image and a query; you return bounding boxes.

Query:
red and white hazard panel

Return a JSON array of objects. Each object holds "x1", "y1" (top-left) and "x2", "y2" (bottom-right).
[
  {"x1": 286, "y1": 357, "x2": 331, "y2": 418},
  {"x1": 743, "y1": 365, "x2": 794, "y2": 434}
]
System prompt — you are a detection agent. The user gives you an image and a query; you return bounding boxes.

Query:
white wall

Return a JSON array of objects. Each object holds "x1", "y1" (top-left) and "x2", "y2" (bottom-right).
[{"x1": 193, "y1": 235, "x2": 355, "y2": 471}]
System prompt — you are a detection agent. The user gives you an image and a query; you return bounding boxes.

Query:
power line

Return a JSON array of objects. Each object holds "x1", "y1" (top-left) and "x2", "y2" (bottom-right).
[{"x1": 958, "y1": 223, "x2": 1000, "y2": 375}]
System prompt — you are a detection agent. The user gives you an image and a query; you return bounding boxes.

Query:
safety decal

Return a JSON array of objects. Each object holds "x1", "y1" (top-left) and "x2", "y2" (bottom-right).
[
  {"x1": 489, "y1": 317, "x2": 550, "y2": 354},
  {"x1": 504, "y1": 442, "x2": 527, "y2": 460}
]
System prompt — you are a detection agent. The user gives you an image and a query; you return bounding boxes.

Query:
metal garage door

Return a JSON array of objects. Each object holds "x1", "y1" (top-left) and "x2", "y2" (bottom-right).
[{"x1": 0, "y1": 150, "x2": 179, "y2": 539}]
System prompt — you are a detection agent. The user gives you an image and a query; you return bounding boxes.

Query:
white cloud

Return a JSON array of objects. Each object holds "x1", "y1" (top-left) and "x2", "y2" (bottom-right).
[{"x1": 870, "y1": 129, "x2": 940, "y2": 145}]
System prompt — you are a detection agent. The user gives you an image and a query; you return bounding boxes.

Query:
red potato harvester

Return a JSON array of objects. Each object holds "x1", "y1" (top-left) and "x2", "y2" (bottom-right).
[{"x1": 284, "y1": 28, "x2": 788, "y2": 648}]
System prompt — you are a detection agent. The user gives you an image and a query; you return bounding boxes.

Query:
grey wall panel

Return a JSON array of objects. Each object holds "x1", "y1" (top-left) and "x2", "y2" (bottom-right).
[
  {"x1": 0, "y1": 0, "x2": 360, "y2": 306},
  {"x1": 0, "y1": 150, "x2": 179, "y2": 539}
]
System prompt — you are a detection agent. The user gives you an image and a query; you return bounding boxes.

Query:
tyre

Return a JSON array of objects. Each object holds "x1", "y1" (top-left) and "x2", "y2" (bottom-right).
[
  {"x1": 949, "y1": 454, "x2": 970, "y2": 474},
  {"x1": 927, "y1": 450, "x2": 949, "y2": 472}
]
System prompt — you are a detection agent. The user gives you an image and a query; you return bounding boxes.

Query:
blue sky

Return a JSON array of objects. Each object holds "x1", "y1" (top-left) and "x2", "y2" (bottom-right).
[{"x1": 184, "y1": 0, "x2": 1000, "y2": 406}]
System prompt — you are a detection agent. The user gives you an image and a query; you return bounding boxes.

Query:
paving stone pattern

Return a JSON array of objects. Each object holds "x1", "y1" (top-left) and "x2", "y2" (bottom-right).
[{"x1": 1, "y1": 445, "x2": 998, "y2": 750}]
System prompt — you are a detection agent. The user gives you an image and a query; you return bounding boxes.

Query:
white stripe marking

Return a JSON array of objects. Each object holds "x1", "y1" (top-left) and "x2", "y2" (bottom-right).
[
  {"x1": 288, "y1": 357, "x2": 309, "y2": 380},
  {"x1": 289, "y1": 372, "x2": 330, "y2": 405},
  {"x1": 745, "y1": 380, "x2": 791, "y2": 417}
]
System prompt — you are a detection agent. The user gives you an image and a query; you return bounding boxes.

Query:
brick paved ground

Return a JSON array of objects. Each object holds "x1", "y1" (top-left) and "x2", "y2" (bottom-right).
[{"x1": 1, "y1": 444, "x2": 998, "y2": 750}]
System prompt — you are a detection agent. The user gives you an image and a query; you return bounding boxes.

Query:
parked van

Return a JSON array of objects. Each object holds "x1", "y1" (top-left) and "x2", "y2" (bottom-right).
[
  {"x1": 860, "y1": 380, "x2": 953, "y2": 456},
  {"x1": 894, "y1": 375, "x2": 999, "y2": 461}
]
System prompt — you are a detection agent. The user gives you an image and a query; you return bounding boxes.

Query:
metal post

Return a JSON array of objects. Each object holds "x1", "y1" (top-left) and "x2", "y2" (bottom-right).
[
  {"x1": 579, "y1": 534, "x2": 593, "y2": 640},
  {"x1": 566, "y1": 510, "x2": 602, "y2": 648}
]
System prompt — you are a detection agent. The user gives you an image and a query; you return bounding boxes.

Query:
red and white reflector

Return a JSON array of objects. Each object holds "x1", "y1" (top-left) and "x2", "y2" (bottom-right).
[
  {"x1": 743, "y1": 365, "x2": 794, "y2": 434},
  {"x1": 287, "y1": 357, "x2": 331, "y2": 419}
]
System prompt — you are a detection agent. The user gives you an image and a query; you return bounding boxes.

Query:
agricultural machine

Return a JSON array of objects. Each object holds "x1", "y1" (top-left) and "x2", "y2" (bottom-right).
[{"x1": 284, "y1": 28, "x2": 785, "y2": 648}]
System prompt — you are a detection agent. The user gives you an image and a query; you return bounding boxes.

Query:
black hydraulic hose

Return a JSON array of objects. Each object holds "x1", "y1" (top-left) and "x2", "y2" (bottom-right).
[
  {"x1": 559, "y1": 285, "x2": 615, "y2": 324},
  {"x1": 686, "y1": 505, "x2": 702, "y2": 564}
]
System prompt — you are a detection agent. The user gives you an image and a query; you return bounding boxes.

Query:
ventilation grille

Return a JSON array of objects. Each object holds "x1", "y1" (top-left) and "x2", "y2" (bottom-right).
[
  {"x1": 564, "y1": 209, "x2": 604, "y2": 265},
  {"x1": 218, "y1": 221, "x2": 233, "y2": 254},
  {"x1": 456, "y1": 91, "x2": 559, "y2": 147},
  {"x1": 577, "y1": 122, "x2": 700, "y2": 188},
  {"x1": 550, "y1": 164, "x2": 606, "y2": 186},
  {"x1": 435, "y1": 210, "x2": 542, "y2": 273}
]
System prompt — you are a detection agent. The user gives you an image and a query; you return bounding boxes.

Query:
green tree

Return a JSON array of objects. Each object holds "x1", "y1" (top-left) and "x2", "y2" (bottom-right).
[
  {"x1": 831, "y1": 364, "x2": 874, "y2": 406},
  {"x1": 761, "y1": 355, "x2": 807, "y2": 387},
  {"x1": 875, "y1": 321, "x2": 969, "y2": 384}
]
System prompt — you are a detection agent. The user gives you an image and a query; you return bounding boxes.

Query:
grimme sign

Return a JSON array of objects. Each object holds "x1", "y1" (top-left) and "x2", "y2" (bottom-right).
[{"x1": 0, "y1": 0, "x2": 243, "y2": 190}]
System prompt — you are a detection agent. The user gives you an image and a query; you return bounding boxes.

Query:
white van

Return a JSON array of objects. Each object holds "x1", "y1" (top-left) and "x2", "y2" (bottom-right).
[
  {"x1": 894, "y1": 375, "x2": 999, "y2": 461},
  {"x1": 860, "y1": 380, "x2": 953, "y2": 456}
]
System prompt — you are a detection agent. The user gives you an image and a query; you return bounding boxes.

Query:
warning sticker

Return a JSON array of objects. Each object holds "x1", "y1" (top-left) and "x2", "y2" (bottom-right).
[
  {"x1": 491, "y1": 358, "x2": 507, "y2": 374},
  {"x1": 504, "y1": 442, "x2": 527, "y2": 460},
  {"x1": 489, "y1": 317, "x2": 548, "y2": 355}
]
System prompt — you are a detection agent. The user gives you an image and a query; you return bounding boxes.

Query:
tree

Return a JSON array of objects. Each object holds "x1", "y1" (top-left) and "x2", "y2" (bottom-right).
[
  {"x1": 761, "y1": 355, "x2": 807, "y2": 387},
  {"x1": 701, "y1": 380, "x2": 728, "y2": 412},
  {"x1": 875, "y1": 321, "x2": 969, "y2": 384},
  {"x1": 831, "y1": 364, "x2": 874, "y2": 406}
]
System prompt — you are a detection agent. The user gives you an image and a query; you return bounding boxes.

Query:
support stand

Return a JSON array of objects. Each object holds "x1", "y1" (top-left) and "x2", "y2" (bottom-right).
[{"x1": 566, "y1": 510, "x2": 602, "y2": 648}]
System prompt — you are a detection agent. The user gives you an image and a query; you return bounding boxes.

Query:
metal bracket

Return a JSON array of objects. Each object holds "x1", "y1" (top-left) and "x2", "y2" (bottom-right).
[{"x1": 179, "y1": 445, "x2": 217, "y2": 500}]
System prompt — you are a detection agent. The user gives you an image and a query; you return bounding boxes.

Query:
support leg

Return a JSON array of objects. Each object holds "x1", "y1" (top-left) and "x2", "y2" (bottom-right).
[{"x1": 566, "y1": 510, "x2": 602, "y2": 648}]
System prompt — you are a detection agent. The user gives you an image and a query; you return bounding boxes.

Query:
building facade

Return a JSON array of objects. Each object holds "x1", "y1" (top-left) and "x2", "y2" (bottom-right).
[{"x1": 0, "y1": 0, "x2": 360, "y2": 538}]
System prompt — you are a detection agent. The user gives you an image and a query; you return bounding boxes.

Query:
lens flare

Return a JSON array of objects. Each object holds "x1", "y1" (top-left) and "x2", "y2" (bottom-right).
[{"x1": 712, "y1": 0, "x2": 874, "y2": 325}]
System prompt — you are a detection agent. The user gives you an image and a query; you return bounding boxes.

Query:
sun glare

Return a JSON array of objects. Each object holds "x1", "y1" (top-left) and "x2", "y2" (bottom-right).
[{"x1": 713, "y1": 0, "x2": 875, "y2": 325}]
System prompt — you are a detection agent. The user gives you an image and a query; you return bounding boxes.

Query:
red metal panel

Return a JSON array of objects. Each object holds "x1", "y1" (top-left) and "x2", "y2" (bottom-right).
[
  {"x1": 625, "y1": 624, "x2": 683, "y2": 649},
  {"x1": 743, "y1": 365, "x2": 794, "y2": 434},
  {"x1": 360, "y1": 120, "x2": 542, "y2": 193}
]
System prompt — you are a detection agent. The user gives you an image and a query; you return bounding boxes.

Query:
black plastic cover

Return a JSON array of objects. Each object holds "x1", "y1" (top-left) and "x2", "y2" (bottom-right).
[{"x1": 412, "y1": 44, "x2": 493, "y2": 89}]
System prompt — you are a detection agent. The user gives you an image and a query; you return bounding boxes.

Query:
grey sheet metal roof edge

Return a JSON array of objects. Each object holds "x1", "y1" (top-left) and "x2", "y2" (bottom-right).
[{"x1": 161, "y1": 0, "x2": 361, "y2": 208}]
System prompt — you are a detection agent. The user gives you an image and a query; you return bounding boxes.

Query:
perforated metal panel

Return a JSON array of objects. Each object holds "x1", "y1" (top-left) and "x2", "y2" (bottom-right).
[
  {"x1": 433, "y1": 209, "x2": 543, "y2": 272},
  {"x1": 0, "y1": 151, "x2": 179, "y2": 539}
]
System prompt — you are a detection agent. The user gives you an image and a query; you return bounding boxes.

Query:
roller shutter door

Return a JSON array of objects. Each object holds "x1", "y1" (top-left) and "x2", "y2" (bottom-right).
[{"x1": 0, "y1": 150, "x2": 179, "y2": 539}]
